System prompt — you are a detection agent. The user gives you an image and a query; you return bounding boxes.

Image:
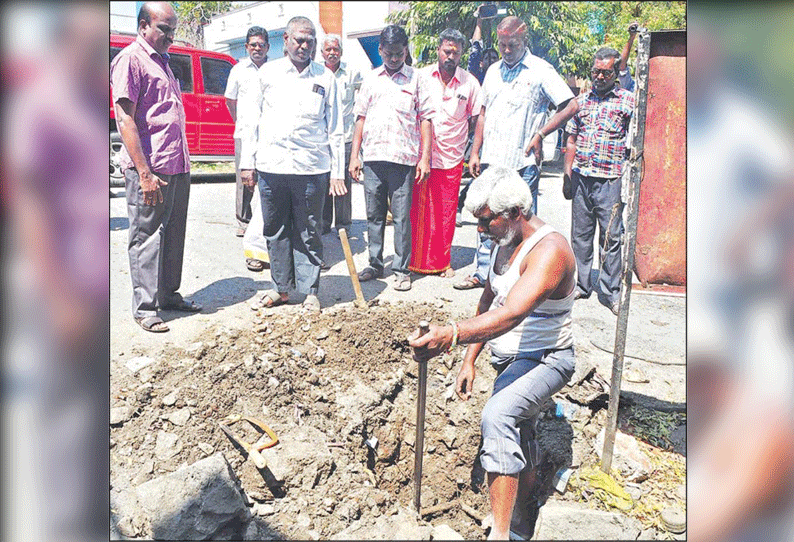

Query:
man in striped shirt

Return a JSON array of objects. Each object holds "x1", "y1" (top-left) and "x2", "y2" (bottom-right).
[
  {"x1": 349, "y1": 25, "x2": 434, "y2": 292},
  {"x1": 564, "y1": 47, "x2": 635, "y2": 315}
]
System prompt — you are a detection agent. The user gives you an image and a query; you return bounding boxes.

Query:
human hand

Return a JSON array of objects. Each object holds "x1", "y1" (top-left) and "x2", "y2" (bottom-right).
[
  {"x1": 241, "y1": 169, "x2": 257, "y2": 192},
  {"x1": 525, "y1": 134, "x2": 543, "y2": 165},
  {"x1": 407, "y1": 323, "x2": 452, "y2": 363},
  {"x1": 415, "y1": 157, "x2": 431, "y2": 184},
  {"x1": 455, "y1": 362, "x2": 475, "y2": 401},
  {"x1": 628, "y1": 22, "x2": 639, "y2": 34},
  {"x1": 349, "y1": 157, "x2": 363, "y2": 183},
  {"x1": 469, "y1": 154, "x2": 481, "y2": 177},
  {"x1": 139, "y1": 169, "x2": 168, "y2": 206},
  {"x1": 329, "y1": 178, "x2": 347, "y2": 196}
]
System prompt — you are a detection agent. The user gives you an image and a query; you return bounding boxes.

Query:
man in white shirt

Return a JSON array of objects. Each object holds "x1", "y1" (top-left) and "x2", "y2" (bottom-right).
[
  {"x1": 225, "y1": 26, "x2": 269, "y2": 242},
  {"x1": 320, "y1": 33, "x2": 362, "y2": 237},
  {"x1": 455, "y1": 16, "x2": 578, "y2": 291},
  {"x1": 239, "y1": 17, "x2": 345, "y2": 311}
]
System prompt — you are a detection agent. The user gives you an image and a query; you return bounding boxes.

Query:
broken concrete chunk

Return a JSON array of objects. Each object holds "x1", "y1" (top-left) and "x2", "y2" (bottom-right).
[
  {"x1": 125, "y1": 356, "x2": 154, "y2": 374},
  {"x1": 534, "y1": 502, "x2": 641, "y2": 540},
  {"x1": 594, "y1": 427, "x2": 653, "y2": 482},
  {"x1": 431, "y1": 524, "x2": 463, "y2": 540},
  {"x1": 162, "y1": 390, "x2": 178, "y2": 406},
  {"x1": 135, "y1": 453, "x2": 247, "y2": 540},
  {"x1": 164, "y1": 407, "x2": 191, "y2": 426},
  {"x1": 154, "y1": 430, "x2": 183, "y2": 461},
  {"x1": 110, "y1": 405, "x2": 132, "y2": 426}
]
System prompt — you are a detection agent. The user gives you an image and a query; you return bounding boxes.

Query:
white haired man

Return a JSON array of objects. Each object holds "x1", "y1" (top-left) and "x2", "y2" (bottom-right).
[
  {"x1": 409, "y1": 166, "x2": 577, "y2": 540},
  {"x1": 320, "y1": 33, "x2": 362, "y2": 239}
]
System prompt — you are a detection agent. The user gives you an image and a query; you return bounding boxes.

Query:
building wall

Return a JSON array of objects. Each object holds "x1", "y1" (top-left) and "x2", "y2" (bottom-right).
[
  {"x1": 110, "y1": 1, "x2": 143, "y2": 34},
  {"x1": 203, "y1": 1, "x2": 397, "y2": 73}
]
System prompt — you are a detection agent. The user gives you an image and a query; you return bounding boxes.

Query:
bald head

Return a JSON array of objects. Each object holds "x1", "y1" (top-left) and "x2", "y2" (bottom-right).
[{"x1": 138, "y1": 2, "x2": 177, "y2": 55}]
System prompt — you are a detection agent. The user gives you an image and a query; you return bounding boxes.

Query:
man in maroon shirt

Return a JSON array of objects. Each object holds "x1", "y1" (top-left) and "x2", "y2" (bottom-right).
[{"x1": 111, "y1": 1, "x2": 202, "y2": 332}]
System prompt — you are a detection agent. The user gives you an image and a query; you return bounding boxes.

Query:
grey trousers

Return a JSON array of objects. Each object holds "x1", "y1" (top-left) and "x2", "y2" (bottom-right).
[
  {"x1": 322, "y1": 141, "x2": 354, "y2": 232},
  {"x1": 125, "y1": 168, "x2": 190, "y2": 319},
  {"x1": 234, "y1": 138, "x2": 254, "y2": 227},
  {"x1": 571, "y1": 171, "x2": 624, "y2": 303},
  {"x1": 363, "y1": 161, "x2": 414, "y2": 276},
  {"x1": 258, "y1": 170, "x2": 328, "y2": 296}
]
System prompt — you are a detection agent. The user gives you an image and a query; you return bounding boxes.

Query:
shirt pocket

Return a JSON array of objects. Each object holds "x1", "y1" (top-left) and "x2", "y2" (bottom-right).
[
  {"x1": 443, "y1": 94, "x2": 469, "y2": 121},
  {"x1": 391, "y1": 87, "x2": 416, "y2": 114},
  {"x1": 299, "y1": 85, "x2": 325, "y2": 119},
  {"x1": 605, "y1": 108, "x2": 628, "y2": 134}
]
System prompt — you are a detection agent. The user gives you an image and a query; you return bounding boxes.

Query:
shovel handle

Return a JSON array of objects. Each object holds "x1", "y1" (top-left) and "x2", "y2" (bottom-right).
[{"x1": 413, "y1": 320, "x2": 431, "y2": 511}]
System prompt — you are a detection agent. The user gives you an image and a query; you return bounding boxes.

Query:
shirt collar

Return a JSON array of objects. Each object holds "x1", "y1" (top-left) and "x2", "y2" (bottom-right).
[
  {"x1": 431, "y1": 64, "x2": 461, "y2": 84},
  {"x1": 284, "y1": 57, "x2": 318, "y2": 76},
  {"x1": 588, "y1": 85, "x2": 619, "y2": 99},
  {"x1": 377, "y1": 62, "x2": 411, "y2": 80},
  {"x1": 135, "y1": 35, "x2": 169, "y2": 63},
  {"x1": 241, "y1": 56, "x2": 267, "y2": 69}
]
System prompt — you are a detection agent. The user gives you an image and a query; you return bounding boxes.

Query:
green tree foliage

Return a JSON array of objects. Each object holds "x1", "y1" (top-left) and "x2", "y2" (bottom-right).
[
  {"x1": 173, "y1": 1, "x2": 232, "y2": 48},
  {"x1": 388, "y1": 1, "x2": 685, "y2": 78}
]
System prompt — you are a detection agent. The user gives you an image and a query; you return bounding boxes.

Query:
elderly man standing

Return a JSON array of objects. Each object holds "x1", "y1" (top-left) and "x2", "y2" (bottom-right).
[
  {"x1": 111, "y1": 1, "x2": 202, "y2": 332},
  {"x1": 349, "y1": 24, "x2": 433, "y2": 292},
  {"x1": 564, "y1": 47, "x2": 635, "y2": 315},
  {"x1": 455, "y1": 16, "x2": 578, "y2": 291},
  {"x1": 239, "y1": 16, "x2": 344, "y2": 311},
  {"x1": 410, "y1": 28, "x2": 481, "y2": 277},
  {"x1": 320, "y1": 33, "x2": 362, "y2": 237},
  {"x1": 409, "y1": 166, "x2": 577, "y2": 540}
]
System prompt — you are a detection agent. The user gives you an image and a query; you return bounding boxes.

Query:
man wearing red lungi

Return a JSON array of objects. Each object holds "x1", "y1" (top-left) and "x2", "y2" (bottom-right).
[{"x1": 410, "y1": 28, "x2": 482, "y2": 276}]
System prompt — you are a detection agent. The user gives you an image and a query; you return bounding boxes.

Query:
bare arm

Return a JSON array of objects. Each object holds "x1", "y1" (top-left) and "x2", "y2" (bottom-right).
[
  {"x1": 564, "y1": 133, "x2": 576, "y2": 178},
  {"x1": 114, "y1": 98, "x2": 168, "y2": 205},
  {"x1": 620, "y1": 22, "x2": 639, "y2": 72},
  {"x1": 348, "y1": 115, "x2": 365, "y2": 182},
  {"x1": 225, "y1": 97, "x2": 237, "y2": 120},
  {"x1": 525, "y1": 97, "x2": 579, "y2": 163},
  {"x1": 469, "y1": 106, "x2": 486, "y2": 176},
  {"x1": 415, "y1": 119, "x2": 432, "y2": 182}
]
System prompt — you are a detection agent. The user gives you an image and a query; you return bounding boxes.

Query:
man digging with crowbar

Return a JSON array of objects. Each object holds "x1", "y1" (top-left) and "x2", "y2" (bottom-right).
[{"x1": 409, "y1": 166, "x2": 577, "y2": 540}]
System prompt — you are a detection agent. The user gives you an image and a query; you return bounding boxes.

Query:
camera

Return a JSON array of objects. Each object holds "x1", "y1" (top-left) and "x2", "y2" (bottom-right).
[{"x1": 478, "y1": 3, "x2": 498, "y2": 19}]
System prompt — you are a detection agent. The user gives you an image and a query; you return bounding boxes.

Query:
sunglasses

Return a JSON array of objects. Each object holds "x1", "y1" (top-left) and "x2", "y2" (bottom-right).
[{"x1": 591, "y1": 68, "x2": 616, "y2": 78}]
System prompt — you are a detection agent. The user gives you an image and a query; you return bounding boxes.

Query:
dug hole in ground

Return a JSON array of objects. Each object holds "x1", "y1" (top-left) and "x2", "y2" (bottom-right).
[{"x1": 110, "y1": 165, "x2": 685, "y2": 540}]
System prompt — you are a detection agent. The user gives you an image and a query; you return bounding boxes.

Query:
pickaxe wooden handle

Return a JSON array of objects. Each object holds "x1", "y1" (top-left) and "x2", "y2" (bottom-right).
[
  {"x1": 338, "y1": 228, "x2": 367, "y2": 309},
  {"x1": 413, "y1": 320, "x2": 430, "y2": 511}
]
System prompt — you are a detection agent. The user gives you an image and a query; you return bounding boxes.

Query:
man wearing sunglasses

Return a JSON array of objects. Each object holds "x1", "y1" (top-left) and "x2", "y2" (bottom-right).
[{"x1": 564, "y1": 47, "x2": 635, "y2": 316}]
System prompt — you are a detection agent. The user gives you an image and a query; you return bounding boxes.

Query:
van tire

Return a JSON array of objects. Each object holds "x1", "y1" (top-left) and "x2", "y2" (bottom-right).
[{"x1": 110, "y1": 131, "x2": 125, "y2": 188}]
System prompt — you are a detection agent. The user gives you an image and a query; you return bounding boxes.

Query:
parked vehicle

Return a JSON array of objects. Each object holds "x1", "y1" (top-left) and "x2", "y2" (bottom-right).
[{"x1": 110, "y1": 33, "x2": 237, "y2": 186}]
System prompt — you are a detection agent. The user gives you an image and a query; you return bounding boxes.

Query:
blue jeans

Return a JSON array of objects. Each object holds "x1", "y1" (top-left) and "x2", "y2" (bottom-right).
[
  {"x1": 472, "y1": 164, "x2": 540, "y2": 282},
  {"x1": 479, "y1": 347, "x2": 575, "y2": 474}
]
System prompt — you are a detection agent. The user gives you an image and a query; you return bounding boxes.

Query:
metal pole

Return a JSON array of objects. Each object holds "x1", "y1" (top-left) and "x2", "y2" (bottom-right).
[
  {"x1": 413, "y1": 321, "x2": 430, "y2": 511},
  {"x1": 601, "y1": 28, "x2": 651, "y2": 474}
]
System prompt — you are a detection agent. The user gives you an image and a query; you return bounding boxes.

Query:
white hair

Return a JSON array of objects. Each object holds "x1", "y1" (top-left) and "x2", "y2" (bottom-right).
[
  {"x1": 464, "y1": 166, "x2": 534, "y2": 218},
  {"x1": 321, "y1": 33, "x2": 342, "y2": 51}
]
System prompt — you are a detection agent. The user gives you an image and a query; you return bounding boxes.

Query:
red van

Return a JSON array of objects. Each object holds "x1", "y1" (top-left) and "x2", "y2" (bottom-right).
[{"x1": 110, "y1": 33, "x2": 237, "y2": 186}]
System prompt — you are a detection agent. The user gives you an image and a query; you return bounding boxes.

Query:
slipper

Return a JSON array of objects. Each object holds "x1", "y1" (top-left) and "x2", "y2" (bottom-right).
[
  {"x1": 453, "y1": 275, "x2": 484, "y2": 290},
  {"x1": 161, "y1": 299, "x2": 203, "y2": 312},
  {"x1": 441, "y1": 267, "x2": 455, "y2": 278},
  {"x1": 135, "y1": 316, "x2": 169, "y2": 333},
  {"x1": 320, "y1": 260, "x2": 331, "y2": 271},
  {"x1": 302, "y1": 294, "x2": 321, "y2": 312},
  {"x1": 393, "y1": 274, "x2": 412, "y2": 291},
  {"x1": 357, "y1": 266, "x2": 382, "y2": 282},
  {"x1": 256, "y1": 289, "x2": 287, "y2": 309},
  {"x1": 246, "y1": 258, "x2": 266, "y2": 272}
]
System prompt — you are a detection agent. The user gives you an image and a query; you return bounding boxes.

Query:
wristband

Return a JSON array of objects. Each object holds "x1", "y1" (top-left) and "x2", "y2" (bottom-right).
[
  {"x1": 448, "y1": 320, "x2": 459, "y2": 351},
  {"x1": 534, "y1": 130, "x2": 546, "y2": 141}
]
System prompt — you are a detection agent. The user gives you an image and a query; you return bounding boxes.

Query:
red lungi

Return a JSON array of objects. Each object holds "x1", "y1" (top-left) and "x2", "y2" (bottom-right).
[{"x1": 409, "y1": 163, "x2": 463, "y2": 274}]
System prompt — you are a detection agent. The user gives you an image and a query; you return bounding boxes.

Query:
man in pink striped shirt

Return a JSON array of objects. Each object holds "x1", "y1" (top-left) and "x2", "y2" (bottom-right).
[
  {"x1": 349, "y1": 25, "x2": 434, "y2": 292},
  {"x1": 411, "y1": 28, "x2": 482, "y2": 277}
]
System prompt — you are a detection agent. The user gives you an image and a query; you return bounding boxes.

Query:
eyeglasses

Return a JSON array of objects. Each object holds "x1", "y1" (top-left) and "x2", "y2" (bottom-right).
[
  {"x1": 591, "y1": 68, "x2": 615, "y2": 78},
  {"x1": 477, "y1": 213, "x2": 498, "y2": 229},
  {"x1": 247, "y1": 42, "x2": 267, "y2": 49}
]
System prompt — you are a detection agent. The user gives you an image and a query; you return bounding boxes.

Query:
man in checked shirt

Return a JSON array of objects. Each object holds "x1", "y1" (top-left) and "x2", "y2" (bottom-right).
[{"x1": 564, "y1": 47, "x2": 635, "y2": 315}]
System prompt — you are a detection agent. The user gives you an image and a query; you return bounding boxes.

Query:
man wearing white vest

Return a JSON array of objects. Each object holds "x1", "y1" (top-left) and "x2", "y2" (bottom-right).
[{"x1": 409, "y1": 166, "x2": 577, "y2": 540}]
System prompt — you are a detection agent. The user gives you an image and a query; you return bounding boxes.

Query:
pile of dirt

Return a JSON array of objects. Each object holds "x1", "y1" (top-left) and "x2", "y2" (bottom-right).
[{"x1": 110, "y1": 300, "x2": 684, "y2": 540}]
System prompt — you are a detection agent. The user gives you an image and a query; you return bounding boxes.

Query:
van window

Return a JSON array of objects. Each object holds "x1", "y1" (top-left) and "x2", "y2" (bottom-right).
[
  {"x1": 110, "y1": 46, "x2": 122, "y2": 64},
  {"x1": 200, "y1": 57, "x2": 233, "y2": 95},
  {"x1": 169, "y1": 53, "x2": 193, "y2": 93}
]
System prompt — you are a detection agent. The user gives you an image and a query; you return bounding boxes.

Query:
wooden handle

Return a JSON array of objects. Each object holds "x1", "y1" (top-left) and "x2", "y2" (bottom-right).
[{"x1": 338, "y1": 228, "x2": 367, "y2": 307}]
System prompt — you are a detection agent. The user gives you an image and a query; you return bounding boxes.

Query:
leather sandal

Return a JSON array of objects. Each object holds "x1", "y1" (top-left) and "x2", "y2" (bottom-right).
[
  {"x1": 255, "y1": 289, "x2": 287, "y2": 309},
  {"x1": 453, "y1": 275, "x2": 484, "y2": 290},
  {"x1": 135, "y1": 316, "x2": 169, "y2": 333},
  {"x1": 357, "y1": 266, "x2": 382, "y2": 282}
]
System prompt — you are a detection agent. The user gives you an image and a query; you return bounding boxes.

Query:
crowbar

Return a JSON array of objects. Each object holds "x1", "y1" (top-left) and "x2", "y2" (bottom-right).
[{"x1": 413, "y1": 320, "x2": 430, "y2": 511}]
